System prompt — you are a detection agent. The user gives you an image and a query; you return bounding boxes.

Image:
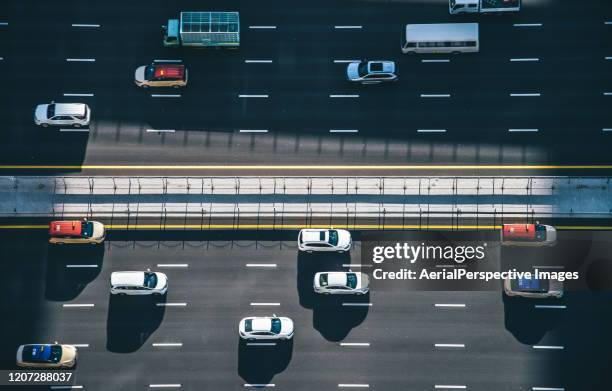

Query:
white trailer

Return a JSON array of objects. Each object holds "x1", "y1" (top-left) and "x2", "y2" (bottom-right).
[
  {"x1": 163, "y1": 11, "x2": 240, "y2": 48},
  {"x1": 449, "y1": 0, "x2": 520, "y2": 14}
]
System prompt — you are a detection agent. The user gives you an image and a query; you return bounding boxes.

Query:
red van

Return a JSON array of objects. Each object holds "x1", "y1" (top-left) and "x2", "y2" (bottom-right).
[{"x1": 501, "y1": 223, "x2": 556, "y2": 247}]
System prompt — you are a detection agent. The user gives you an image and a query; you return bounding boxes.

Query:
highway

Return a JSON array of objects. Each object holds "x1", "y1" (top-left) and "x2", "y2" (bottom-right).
[
  {"x1": 1, "y1": 230, "x2": 611, "y2": 390},
  {"x1": 0, "y1": 0, "x2": 612, "y2": 175}
]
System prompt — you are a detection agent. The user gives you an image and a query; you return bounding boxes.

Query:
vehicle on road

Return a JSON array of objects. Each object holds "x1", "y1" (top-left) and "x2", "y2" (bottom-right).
[
  {"x1": 504, "y1": 277, "x2": 563, "y2": 299},
  {"x1": 16, "y1": 343, "x2": 77, "y2": 368},
  {"x1": 135, "y1": 62, "x2": 188, "y2": 88},
  {"x1": 449, "y1": 0, "x2": 520, "y2": 14},
  {"x1": 110, "y1": 270, "x2": 168, "y2": 296},
  {"x1": 239, "y1": 315, "x2": 294, "y2": 341},
  {"x1": 347, "y1": 60, "x2": 398, "y2": 83},
  {"x1": 298, "y1": 229, "x2": 352, "y2": 253},
  {"x1": 34, "y1": 102, "x2": 90, "y2": 128},
  {"x1": 501, "y1": 223, "x2": 557, "y2": 247},
  {"x1": 313, "y1": 271, "x2": 370, "y2": 295},
  {"x1": 49, "y1": 219, "x2": 106, "y2": 244},
  {"x1": 401, "y1": 23, "x2": 479, "y2": 54},
  {"x1": 162, "y1": 11, "x2": 240, "y2": 48}
]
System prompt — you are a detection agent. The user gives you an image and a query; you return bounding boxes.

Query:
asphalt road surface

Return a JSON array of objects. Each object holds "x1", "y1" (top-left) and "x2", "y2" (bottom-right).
[
  {"x1": 0, "y1": 0, "x2": 612, "y2": 175},
  {"x1": 1, "y1": 230, "x2": 611, "y2": 390}
]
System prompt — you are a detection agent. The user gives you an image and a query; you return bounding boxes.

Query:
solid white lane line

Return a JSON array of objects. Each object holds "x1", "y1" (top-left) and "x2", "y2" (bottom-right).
[
  {"x1": 342, "y1": 264, "x2": 372, "y2": 268},
  {"x1": 342, "y1": 302, "x2": 372, "y2": 307},
  {"x1": 154, "y1": 59, "x2": 182, "y2": 63},
  {"x1": 532, "y1": 388, "x2": 565, "y2": 391},
  {"x1": 245, "y1": 60, "x2": 273, "y2": 63},
  {"x1": 604, "y1": 92, "x2": 612, "y2": 96},
  {"x1": 533, "y1": 345, "x2": 564, "y2": 350},
  {"x1": 246, "y1": 342, "x2": 277, "y2": 346},
  {"x1": 435, "y1": 303, "x2": 466, "y2": 308},
  {"x1": 340, "y1": 342, "x2": 370, "y2": 346},
  {"x1": 66, "y1": 264, "x2": 98, "y2": 268},
  {"x1": 72, "y1": 24, "x2": 100, "y2": 28},
  {"x1": 422, "y1": 59, "x2": 450, "y2": 63},
  {"x1": 605, "y1": 57, "x2": 612, "y2": 60},
  {"x1": 244, "y1": 384, "x2": 275, "y2": 387},
  {"x1": 603, "y1": 128, "x2": 612, "y2": 132},
  {"x1": 238, "y1": 94, "x2": 269, "y2": 98},
  {"x1": 246, "y1": 263, "x2": 277, "y2": 267},
  {"x1": 435, "y1": 386, "x2": 467, "y2": 390},
  {"x1": 510, "y1": 93, "x2": 541, "y2": 97},
  {"x1": 149, "y1": 385, "x2": 181, "y2": 388},
  {"x1": 606, "y1": 21, "x2": 612, "y2": 25},
  {"x1": 435, "y1": 343, "x2": 465, "y2": 348},
  {"x1": 146, "y1": 129, "x2": 176, "y2": 133},
  {"x1": 151, "y1": 94, "x2": 181, "y2": 98},
  {"x1": 63, "y1": 93, "x2": 94, "y2": 97},
  {"x1": 157, "y1": 264, "x2": 189, "y2": 268},
  {"x1": 338, "y1": 385, "x2": 369, "y2": 388},
  {"x1": 60, "y1": 128, "x2": 90, "y2": 132},
  {"x1": 250, "y1": 302, "x2": 281, "y2": 306},
  {"x1": 513, "y1": 23, "x2": 543, "y2": 27},
  {"x1": 152, "y1": 343, "x2": 183, "y2": 347},
  {"x1": 0, "y1": 22, "x2": 9, "y2": 26},
  {"x1": 330, "y1": 94, "x2": 359, "y2": 98},
  {"x1": 417, "y1": 129, "x2": 447, "y2": 133},
  {"x1": 156, "y1": 303, "x2": 187, "y2": 307},
  {"x1": 62, "y1": 304, "x2": 94, "y2": 308},
  {"x1": 330, "y1": 129, "x2": 358, "y2": 133},
  {"x1": 66, "y1": 58, "x2": 95, "y2": 62},
  {"x1": 50, "y1": 387, "x2": 83, "y2": 390},
  {"x1": 510, "y1": 58, "x2": 540, "y2": 62},
  {"x1": 508, "y1": 128, "x2": 539, "y2": 132},
  {"x1": 535, "y1": 305, "x2": 567, "y2": 309},
  {"x1": 248, "y1": 26, "x2": 277, "y2": 29},
  {"x1": 334, "y1": 25, "x2": 363, "y2": 29},
  {"x1": 334, "y1": 60, "x2": 360, "y2": 63},
  {"x1": 70, "y1": 344, "x2": 90, "y2": 348},
  {"x1": 420, "y1": 94, "x2": 450, "y2": 98},
  {"x1": 239, "y1": 129, "x2": 269, "y2": 133}
]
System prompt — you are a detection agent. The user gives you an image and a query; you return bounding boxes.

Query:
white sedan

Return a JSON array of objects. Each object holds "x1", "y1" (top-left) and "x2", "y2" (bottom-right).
[
  {"x1": 239, "y1": 316, "x2": 294, "y2": 341},
  {"x1": 346, "y1": 60, "x2": 398, "y2": 83},
  {"x1": 298, "y1": 229, "x2": 352, "y2": 253},
  {"x1": 314, "y1": 271, "x2": 370, "y2": 295}
]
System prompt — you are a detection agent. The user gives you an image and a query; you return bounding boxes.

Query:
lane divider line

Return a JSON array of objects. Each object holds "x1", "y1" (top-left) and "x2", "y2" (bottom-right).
[
  {"x1": 422, "y1": 59, "x2": 450, "y2": 63},
  {"x1": 510, "y1": 58, "x2": 539, "y2": 62},
  {"x1": 151, "y1": 94, "x2": 181, "y2": 98},
  {"x1": 59, "y1": 128, "x2": 89, "y2": 132},
  {"x1": 338, "y1": 385, "x2": 369, "y2": 388},
  {"x1": 435, "y1": 303, "x2": 466, "y2": 308},
  {"x1": 239, "y1": 129, "x2": 268, "y2": 133},
  {"x1": 62, "y1": 304, "x2": 94, "y2": 308},
  {"x1": 510, "y1": 93, "x2": 541, "y2": 97},
  {"x1": 603, "y1": 128, "x2": 612, "y2": 132},
  {"x1": 246, "y1": 342, "x2": 277, "y2": 346},
  {"x1": 340, "y1": 342, "x2": 370, "y2": 346},
  {"x1": 156, "y1": 303, "x2": 187, "y2": 307},
  {"x1": 330, "y1": 94, "x2": 359, "y2": 98},
  {"x1": 435, "y1": 386, "x2": 467, "y2": 390},
  {"x1": 246, "y1": 263, "x2": 277, "y2": 268},
  {"x1": 334, "y1": 59, "x2": 360, "y2": 63},
  {"x1": 435, "y1": 343, "x2": 465, "y2": 348},
  {"x1": 66, "y1": 264, "x2": 98, "y2": 268},
  {"x1": 508, "y1": 128, "x2": 539, "y2": 132},
  {"x1": 149, "y1": 385, "x2": 181, "y2": 388},
  {"x1": 154, "y1": 59, "x2": 182, "y2": 63},
  {"x1": 513, "y1": 23, "x2": 543, "y2": 27},
  {"x1": 66, "y1": 58, "x2": 95, "y2": 62},
  {"x1": 50, "y1": 387, "x2": 83, "y2": 390},
  {"x1": 72, "y1": 24, "x2": 100, "y2": 28},
  {"x1": 334, "y1": 26, "x2": 363, "y2": 29},
  {"x1": 238, "y1": 94, "x2": 269, "y2": 98},
  {"x1": 532, "y1": 388, "x2": 565, "y2": 391},
  {"x1": 244, "y1": 60, "x2": 273, "y2": 63},
  {"x1": 248, "y1": 26, "x2": 276, "y2": 29},
  {"x1": 420, "y1": 94, "x2": 450, "y2": 98},
  {"x1": 417, "y1": 129, "x2": 446, "y2": 133},
  {"x1": 147, "y1": 129, "x2": 176, "y2": 133},
  {"x1": 534, "y1": 305, "x2": 566, "y2": 309},
  {"x1": 0, "y1": 22, "x2": 8, "y2": 26},
  {"x1": 250, "y1": 302, "x2": 281, "y2": 306},
  {"x1": 157, "y1": 264, "x2": 188, "y2": 268},
  {"x1": 244, "y1": 384, "x2": 275, "y2": 387},
  {"x1": 69, "y1": 344, "x2": 90, "y2": 347},
  {"x1": 330, "y1": 129, "x2": 358, "y2": 133},
  {"x1": 63, "y1": 93, "x2": 94, "y2": 97},
  {"x1": 152, "y1": 343, "x2": 183, "y2": 347},
  {"x1": 341, "y1": 302, "x2": 371, "y2": 307},
  {"x1": 533, "y1": 345, "x2": 564, "y2": 350}
]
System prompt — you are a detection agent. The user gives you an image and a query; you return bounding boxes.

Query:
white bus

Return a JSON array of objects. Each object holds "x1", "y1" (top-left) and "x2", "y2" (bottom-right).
[{"x1": 401, "y1": 23, "x2": 479, "y2": 54}]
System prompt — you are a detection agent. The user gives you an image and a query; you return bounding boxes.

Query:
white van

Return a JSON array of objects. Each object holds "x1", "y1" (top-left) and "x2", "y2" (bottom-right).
[{"x1": 401, "y1": 23, "x2": 479, "y2": 54}]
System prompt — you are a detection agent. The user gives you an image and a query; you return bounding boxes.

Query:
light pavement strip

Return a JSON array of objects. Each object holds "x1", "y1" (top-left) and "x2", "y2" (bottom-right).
[
  {"x1": 63, "y1": 93, "x2": 94, "y2": 97},
  {"x1": 533, "y1": 345, "x2": 564, "y2": 350},
  {"x1": 435, "y1": 303, "x2": 466, "y2": 308},
  {"x1": 605, "y1": 57, "x2": 612, "y2": 60},
  {"x1": 340, "y1": 343, "x2": 370, "y2": 347},
  {"x1": 604, "y1": 93, "x2": 612, "y2": 96},
  {"x1": 606, "y1": 21, "x2": 612, "y2": 25},
  {"x1": 156, "y1": 303, "x2": 187, "y2": 307},
  {"x1": 66, "y1": 264, "x2": 98, "y2": 268},
  {"x1": 435, "y1": 344, "x2": 465, "y2": 348},
  {"x1": 0, "y1": 22, "x2": 8, "y2": 26},
  {"x1": 535, "y1": 305, "x2": 566, "y2": 309},
  {"x1": 152, "y1": 343, "x2": 183, "y2": 347},
  {"x1": 70, "y1": 344, "x2": 90, "y2": 348},
  {"x1": 603, "y1": 128, "x2": 612, "y2": 132},
  {"x1": 72, "y1": 24, "x2": 100, "y2": 27},
  {"x1": 238, "y1": 94, "x2": 269, "y2": 98},
  {"x1": 62, "y1": 304, "x2": 94, "y2": 308},
  {"x1": 66, "y1": 58, "x2": 95, "y2": 62},
  {"x1": 149, "y1": 385, "x2": 181, "y2": 388},
  {"x1": 250, "y1": 302, "x2": 281, "y2": 306},
  {"x1": 157, "y1": 264, "x2": 188, "y2": 268},
  {"x1": 246, "y1": 263, "x2": 277, "y2": 268}
]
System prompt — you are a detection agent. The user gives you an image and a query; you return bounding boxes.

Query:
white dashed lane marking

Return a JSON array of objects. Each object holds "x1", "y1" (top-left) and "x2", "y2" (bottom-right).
[
  {"x1": 157, "y1": 264, "x2": 189, "y2": 268},
  {"x1": 66, "y1": 58, "x2": 95, "y2": 62},
  {"x1": 248, "y1": 26, "x2": 276, "y2": 29},
  {"x1": 513, "y1": 23, "x2": 543, "y2": 27},
  {"x1": 149, "y1": 385, "x2": 182, "y2": 389},
  {"x1": 63, "y1": 93, "x2": 94, "y2": 97},
  {"x1": 330, "y1": 129, "x2": 359, "y2": 133},
  {"x1": 533, "y1": 345, "x2": 564, "y2": 350},
  {"x1": 434, "y1": 303, "x2": 466, "y2": 308},
  {"x1": 418, "y1": 129, "x2": 447, "y2": 133},
  {"x1": 510, "y1": 58, "x2": 539, "y2": 62},
  {"x1": 334, "y1": 25, "x2": 363, "y2": 29},
  {"x1": 250, "y1": 302, "x2": 281, "y2": 306},
  {"x1": 147, "y1": 129, "x2": 176, "y2": 133},
  {"x1": 244, "y1": 60, "x2": 273, "y2": 63},
  {"x1": 246, "y1": 263, "x2": 277, "y2": 267},
  {"x1": 72, "y1": 24, "x2": 100, "y2": 28},
  {"x1": 239, "y1": 130, "x2": 269, "y2": 133},
  {"x1": 156, "y1": 303, "x2": 187, "y2": 307},
  {"x1": 62, "y1": 303, "x2": 94, "y2": 308},
  {"x1": 508, "y1": 129, "x2": 539, "y2": 132}
]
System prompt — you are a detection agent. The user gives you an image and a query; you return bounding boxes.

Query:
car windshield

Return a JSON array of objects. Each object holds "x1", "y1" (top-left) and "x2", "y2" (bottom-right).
[
  {"x1": 144, "y1": 65, "x2": 156, "y2": 80},
  {"x1": 346, "y1": 273, "x2": 358, "y2": 289},
  {"x1": 271, "y1": 318, "x2": 281, "y2": 334},
  {"x1": 357, "y1": 62, "x2": 369, "y2": 77},
  {"x1": 47, "y1": 104, "x2": 55, "y2": 118},
  {"x1": 319, "y1": 274, "x2": 329, "y2": 286},
  {"x1": 23, "y1": 345, "x2": 62, "y2": 364},
  {"x1": 535, "y1": 224, "x2": 547, "y2": 241},
  {"x1": 512, "y1": 278, "x2": 549, "y2": 293},
  {"x1": 244, "y1": 319, "x2": 252, "y2": 332},
  {"x1": 144, "y1": 272, "x2": 158, "y2": 288},
  {"x1": 81, "y1": 221, "x2": 93, "y2": 238},
  {"x1": 328, "y1": 230, "x2": 339, "y2": 246}
]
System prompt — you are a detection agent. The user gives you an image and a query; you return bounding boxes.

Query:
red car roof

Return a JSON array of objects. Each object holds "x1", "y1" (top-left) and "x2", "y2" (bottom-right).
[
  {"x1": 154, "y1": 64, "x2": 184, "y2": 79},
  {"x1": 49, "y1": 220, "x2": 82, "y2": 237},
  {"x1": 502, "y1": 224, "x2": 536, "y2": 240}
]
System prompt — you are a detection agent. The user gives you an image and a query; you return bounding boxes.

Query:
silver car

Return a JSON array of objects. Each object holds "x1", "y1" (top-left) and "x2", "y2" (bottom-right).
[
  {"x1": 314, "y1": 271, "x2": 369, "y2": 295},
  {"x1": 110, "y1": 270, "x2": 168, "y2": 296},
  {"x1": 347, "y1": 60, "x2": 398, "y2": 83},
  {"x1": 298, "y1": 229, "x2": 352, "y2": 253},
  {"x1": 239, "y1": 315, "x2": 294, "y2": 341},
  {"x1": 503, "y1": 277, "x2": 563, "y2": 299},
  {"x1": 34, "y1": 102, "x2": 90, "y2": 128}
]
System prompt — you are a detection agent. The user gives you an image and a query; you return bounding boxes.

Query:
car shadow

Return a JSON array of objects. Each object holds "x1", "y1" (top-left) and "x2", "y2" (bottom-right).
[
  {"x1": 106, "y1": 294, "x2": 166, "y2": 353},
  {"x1": 312, "y1": 294, "x2": 370, "y2": 342},
  {"x1": 502, "y1": 292, "x2": 564, "y2": 345},
  {"x1": 44, "y1": 244, "x2": 105, "y2": 301},
  {"x1": 237, "y1": 338, "x2": 293, "y2": 384}
]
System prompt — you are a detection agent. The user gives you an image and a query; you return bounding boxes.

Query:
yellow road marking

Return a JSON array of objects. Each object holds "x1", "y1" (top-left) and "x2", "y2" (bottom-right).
[
  {"x1": 2, "y1": 224, "x2": 612, "y2": 230},
  {"x1": 2, "y1": 164, "x2": 612, "y2": 170}
]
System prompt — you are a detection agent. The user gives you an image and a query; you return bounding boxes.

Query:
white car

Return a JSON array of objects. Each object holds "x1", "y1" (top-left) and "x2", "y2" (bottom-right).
[
  {"x1": 503, "y1": 277, "x2": 563, "y2": 299},
  {"x1": 16, "y1": 343, "x2": 77, "y2": 368},
  {"x1": 347, "y1": 60, "x2": 398, "y2": 83},
  {"x1": 239, "y1": 315, "x2": 294, "y2": 341},
  {"x1": 110, "y1": 270, "x2": 168, "y2": 296},
  {"x1": 314, "y1": 271, "x2": 369, "y2": 295},
  {"x1": 298, "y1": 229, "x2": 352, "y2": 253},
  {"x1": 34, "y1": 102, "x2": 90, "y2": 128}
]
